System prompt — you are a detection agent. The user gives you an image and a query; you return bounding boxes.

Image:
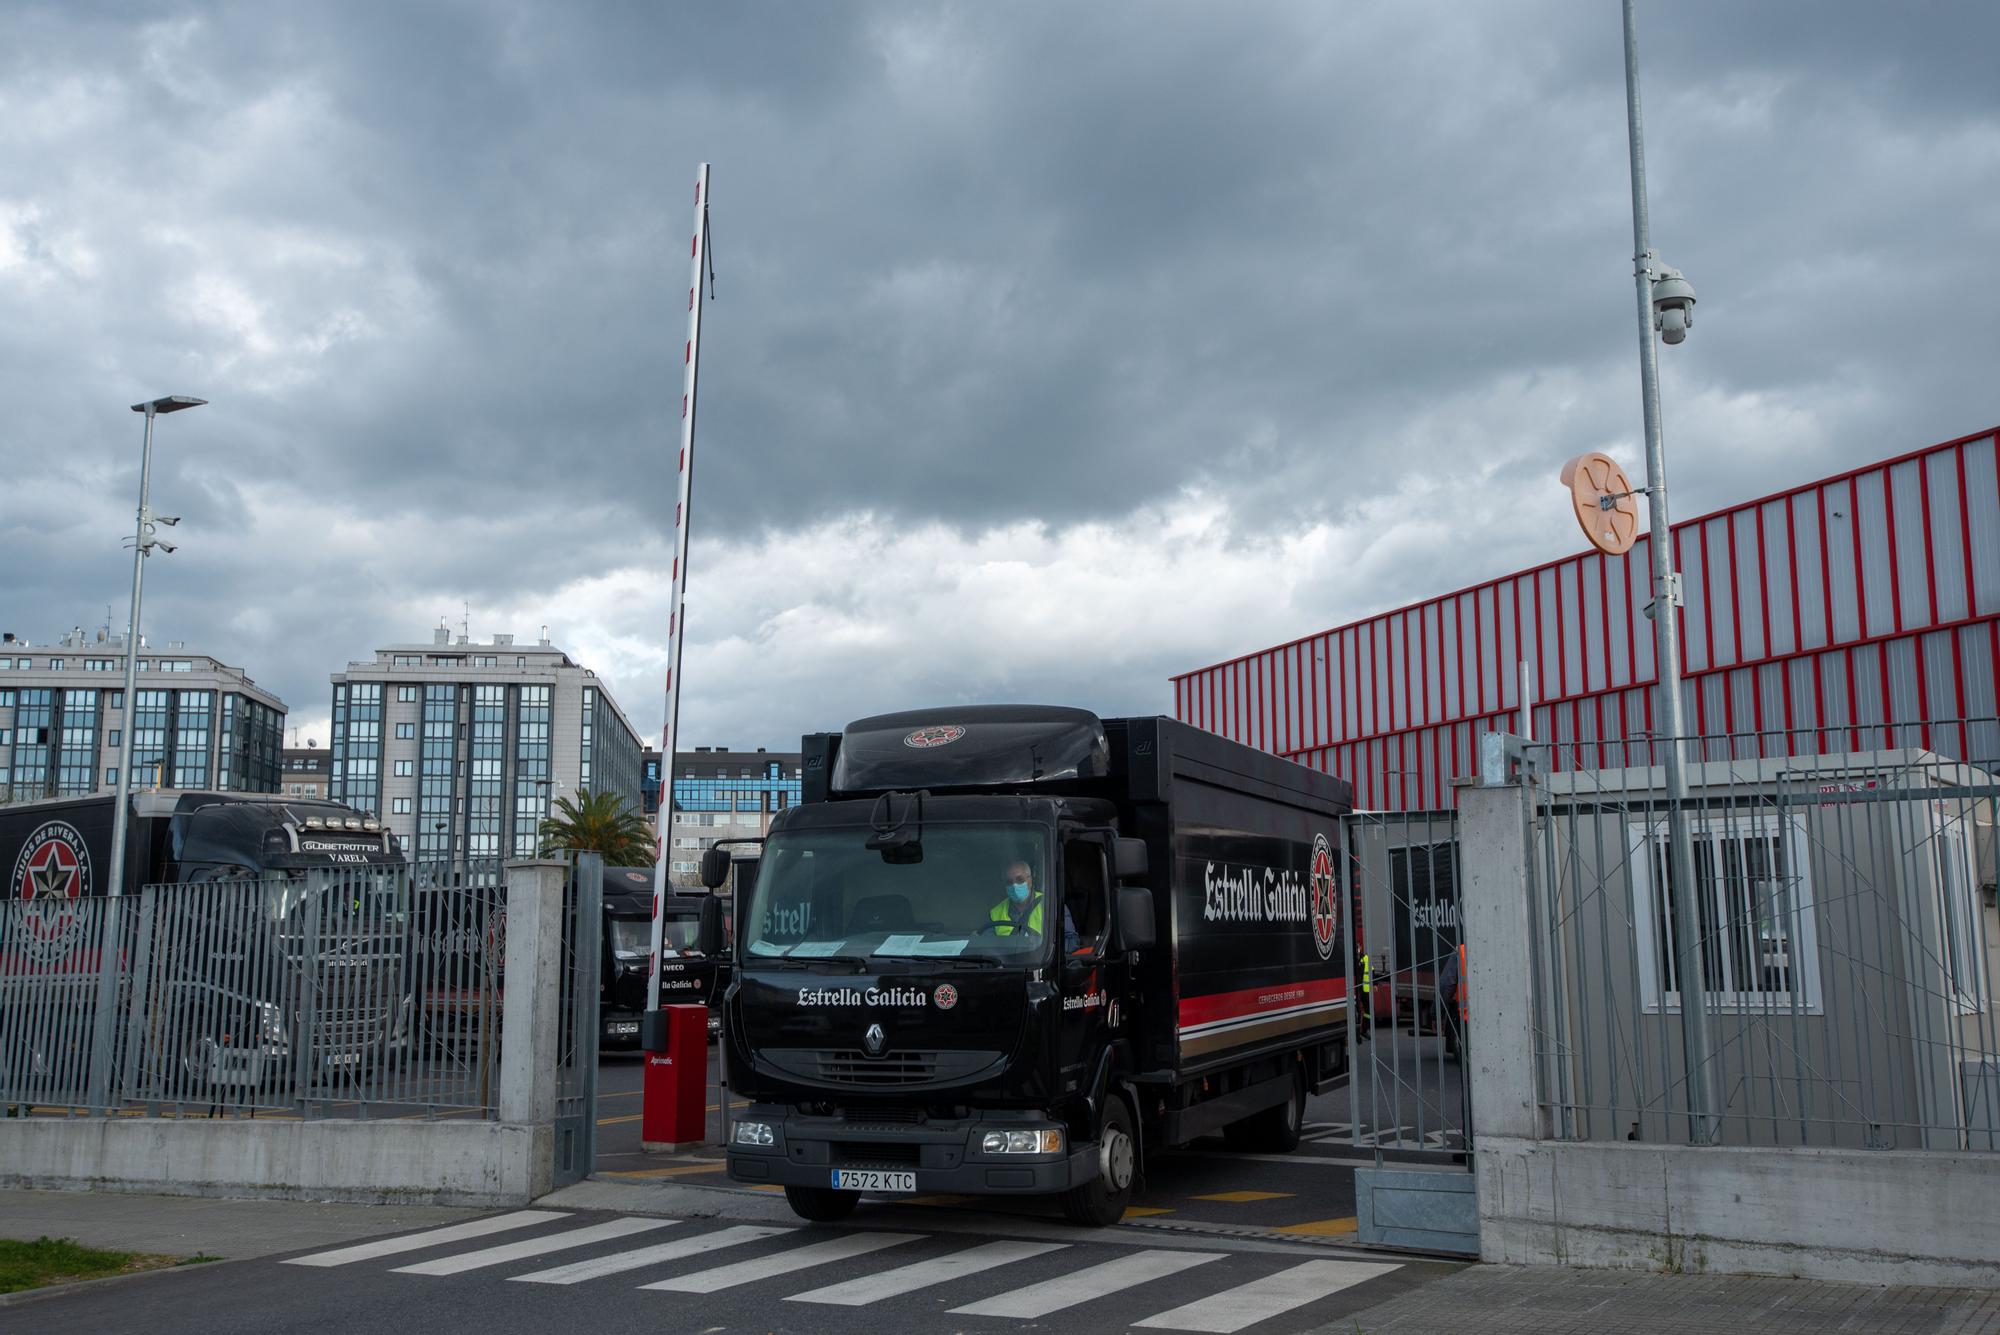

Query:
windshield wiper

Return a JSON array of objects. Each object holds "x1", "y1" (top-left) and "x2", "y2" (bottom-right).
[{"x1": 745, "y1": 952, "x2": 870, "y2": 971}]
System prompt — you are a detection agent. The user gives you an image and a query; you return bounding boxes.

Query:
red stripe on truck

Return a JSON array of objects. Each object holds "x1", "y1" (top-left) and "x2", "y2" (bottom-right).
[{"x1": 1177, "y1": 976, "x2": 1348, "y2": 1031}]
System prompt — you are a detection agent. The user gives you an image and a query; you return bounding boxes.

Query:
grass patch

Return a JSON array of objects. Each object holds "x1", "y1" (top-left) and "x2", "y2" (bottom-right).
[{"x1": 0, "y1": 1236, "x2": 182, "y2": 1294}]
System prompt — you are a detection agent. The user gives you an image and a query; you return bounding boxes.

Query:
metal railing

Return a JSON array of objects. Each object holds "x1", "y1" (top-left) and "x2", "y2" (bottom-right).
[
  {"x1": 1, "y1": 861, "x2": 512, "y2": 1120},
  {"x1": 1528, "y1": 724, "x2": 2000, "y2": 1151},
  {"x1": 1343, "y1": 809, "x2": 1471, "y2": 1159}
]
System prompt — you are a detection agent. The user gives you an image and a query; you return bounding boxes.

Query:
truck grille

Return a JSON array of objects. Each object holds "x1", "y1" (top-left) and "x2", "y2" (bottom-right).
[{"x1": 758, "y1": 1048, "x2": 1001, "y2": 1088}]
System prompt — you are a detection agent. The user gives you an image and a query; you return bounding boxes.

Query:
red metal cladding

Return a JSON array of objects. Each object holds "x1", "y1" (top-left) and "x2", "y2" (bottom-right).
[{"x1": 1170, "y1": 428, "x2": 2000, "y2": 810}]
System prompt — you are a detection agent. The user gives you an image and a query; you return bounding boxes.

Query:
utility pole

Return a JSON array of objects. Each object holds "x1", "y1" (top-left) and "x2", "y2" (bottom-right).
[{"x1": 1622, "y1": 0, "x2": 1719, "y2": 1144}]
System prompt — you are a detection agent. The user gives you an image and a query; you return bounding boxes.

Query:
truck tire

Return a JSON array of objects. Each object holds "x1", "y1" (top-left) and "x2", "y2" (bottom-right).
[
  {"x1": 784, "y1": 1185, "x2": 860, "y2": 1222},
  {"x1": 1062, "y1": 1095, "x2": 1137, "y2": 1227},
  {"x1": 1224, "y1": 1070, "x2": 1304, "y2": 1153}
]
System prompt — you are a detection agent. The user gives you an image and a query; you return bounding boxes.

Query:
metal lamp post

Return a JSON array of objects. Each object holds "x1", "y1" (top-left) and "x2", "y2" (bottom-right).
[
  {"x1": 106, "y1": 394, "x2": 205, "y2": 896},
  {"x1": 1621, "y1": 0, "x2": 1719, "y2": 1143}
]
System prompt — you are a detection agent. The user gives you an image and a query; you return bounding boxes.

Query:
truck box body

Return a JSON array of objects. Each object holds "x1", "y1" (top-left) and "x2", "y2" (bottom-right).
[
  {"x1": 600, "y1": 866, "x2": 726, "y2": 1047},
  {"x1": 720, "y1": 705, "x2": 1354, "y2": 1224}
]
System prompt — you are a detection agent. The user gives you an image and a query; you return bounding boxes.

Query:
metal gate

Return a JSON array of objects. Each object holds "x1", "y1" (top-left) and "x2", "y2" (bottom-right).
[
  {"x1": 551, "y1": 852, "x2": 602, "y2": 1189},
  {"x1": 1341, "y1": 810, "x2": 1471, "y2": 1159}
]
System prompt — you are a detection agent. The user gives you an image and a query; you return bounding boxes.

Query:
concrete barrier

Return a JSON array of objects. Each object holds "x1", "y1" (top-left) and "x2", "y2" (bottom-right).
[
  {"x1": 0, "y1": 1116, "x2": 553, "y2": 1207},
  {"x1": 1478, "y1": 1134, "x2": 2000, "y2": 1287}
]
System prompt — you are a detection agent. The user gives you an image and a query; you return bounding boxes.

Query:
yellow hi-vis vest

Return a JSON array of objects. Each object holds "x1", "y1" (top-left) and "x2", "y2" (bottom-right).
[
  {"x1": 1360, "y1": 954, "x2": 1372, "y2": 993},
  {"x1": 990, "y1": 894, "x2": 1044, "y2": 936}
]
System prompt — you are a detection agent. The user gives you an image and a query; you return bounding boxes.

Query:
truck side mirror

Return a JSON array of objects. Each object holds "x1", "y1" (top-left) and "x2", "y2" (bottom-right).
[
  {"x1": 699, "y1": 846, "x2": 731, "y2": 889},
  {"x1": 1114, "y1": 885, "x2": 1156, "y2": 952},
  {"x1": 1113, "y1": 837, "x2": 1149, "y2": 881},
  {"x1": 697, "y1": 893, "x2": 723, "y2": 956}
]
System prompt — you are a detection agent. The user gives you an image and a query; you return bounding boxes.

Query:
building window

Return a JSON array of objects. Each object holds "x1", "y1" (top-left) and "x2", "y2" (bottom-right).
[
  {"x1": 106, "y1": 728, "x2": 120, "y2": 748},
  {"x1": 392, "y1": 655, "x2": 421, "y2": 667},
  {"x1": 465, "y1": 683, "x2": 506, "y2": 861},
  {"x1": 0, "y1": 690, "x2": 12, "y2": 707},
  {"x1": 513, "y1": 684, "x2": 551, "y2": 856},
  {"x1": 332, "y1": 682, "x2": 382, "y2": 812},
  {"x1": 107, "y1": 691, "x2": 123, "y2": 710},
  {"x1": 130, "y1": 690, "x2": 171, "y2": 790},
  {"x1": 56, "y1": 690, "x2": 97, "y2": 795},
  {"x1": 85, "y1": 658, "x2": 118, "y2": 671},
  {"x1": 48, "y1": 659, "x2": 63, "y2": 671},
  {"x1": 516, "y1": 657, "x2": 526, "y2": 668},
  {"x1": 397, "y1": 685, "x2": 420, "y2": 703},
  {"x1": 1930, "y1": 817, "x2": 1989, "y2": 1014},
  {"x1": 105, "y1": 768, "x2": 117, "y2": 786},
  {"x1": 393, "y1": 797, "x2": 412, "y2": 814},
  {"x1": 1629, "y1": 814, "x2": 1823, "y2": 1014},
  {"x1": 473, "y1": 655, "x2": 498, "y2": 667},
  {"x1": 395, "y1": 759, "x2": 414, "y2": 777},
  {"x1": 172, "y1": 690, "x2": 212, "y2": 787},
  {"x1": 419, "y1": 683, "x2": 458, "y2": 863},
  {"x1": 0, "y1": 728, "x2": 9, "y2": 747},
  {"x1": 396, "y1": 722, "x2": 416, "y2": 739}
]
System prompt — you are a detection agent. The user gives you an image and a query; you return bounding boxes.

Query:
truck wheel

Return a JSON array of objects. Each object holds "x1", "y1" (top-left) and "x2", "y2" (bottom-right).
[
  {"x1": 1061, "y1": 1095, "x2": 1136, "y2": 1227},
  {"x1": 784, "y1": 1185, "x2": 860, "y2": 1222},
  {"x1": 1224, "y1": 1071, "x2": 1304, "y2": 1153}
]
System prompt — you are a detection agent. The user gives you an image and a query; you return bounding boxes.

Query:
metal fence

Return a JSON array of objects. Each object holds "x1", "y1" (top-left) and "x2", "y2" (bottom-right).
[
  {"x1": 1528, "y1": 725, "x2": 2000, "y2": 1151},
  {"x1": 1342, "y1": 810, "x2": 1471, "y2": 1160},
  {"x1": 1, "y1": 861, "x2": 513, "y2": 1120}
]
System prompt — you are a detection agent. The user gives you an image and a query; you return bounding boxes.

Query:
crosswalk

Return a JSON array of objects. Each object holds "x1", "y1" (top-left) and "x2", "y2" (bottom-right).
[{"x1": 281, "y1": 1210, "x2": 1405, "y2": 1332}]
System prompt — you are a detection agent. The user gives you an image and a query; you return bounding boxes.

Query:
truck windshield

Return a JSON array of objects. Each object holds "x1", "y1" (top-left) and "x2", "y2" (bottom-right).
[
  {"x1": 612, "y1": 916, "x2": 698, "y2": 956},
  {"x1": 745, "y1": 822, "x2": 1052, "y2": 962}
]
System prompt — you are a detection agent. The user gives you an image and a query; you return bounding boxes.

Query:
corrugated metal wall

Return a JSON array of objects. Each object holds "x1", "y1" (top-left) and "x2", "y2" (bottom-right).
[{"x1": 1171, "y1": 427, "x2": 2000, "y2": 810}]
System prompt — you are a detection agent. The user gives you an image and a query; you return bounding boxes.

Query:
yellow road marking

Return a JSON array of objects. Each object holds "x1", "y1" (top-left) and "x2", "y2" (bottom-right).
[
  {"x1": 597, "y1": 1113, "x2": 644, "y2": 1125},
  {"x1": 749, "y1": 1184, "x2": 785, "y2": 1193},
  {"x1": 1193, "y1": 1190, "x2": 1295, "y2": 1203},
  {"x1": 1121, "y1": 1206, "x2": 1176, "y2": 1218},
  {"x1": 1275, "y1": 1216, "x2": 1359, "y2": 1236},
  {"x1": 600, "y1": 1163, "x2": 728, "y2": 1179}
]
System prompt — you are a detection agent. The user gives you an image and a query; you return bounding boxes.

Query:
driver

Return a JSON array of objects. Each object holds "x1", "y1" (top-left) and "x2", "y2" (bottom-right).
[{"x1": 989, "y1": 860, "x2": 1082, "y2": 953}]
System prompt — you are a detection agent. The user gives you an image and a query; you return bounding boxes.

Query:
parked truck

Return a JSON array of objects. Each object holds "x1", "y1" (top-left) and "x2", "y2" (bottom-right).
[
  {"x1": 600, "y1": 866, "x2": 728, "y2": 1049},
  {"x1": 0, "y1": 789, "x2": 408, "y2": 1092},
  {"x1": 701, "y1": 705, "x2": 1356, "y2": 1226}
]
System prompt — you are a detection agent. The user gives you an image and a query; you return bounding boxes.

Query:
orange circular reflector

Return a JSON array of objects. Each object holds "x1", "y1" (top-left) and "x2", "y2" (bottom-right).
[{"x1": 1559, "y1": 451, "x2": 1640, "y2": 555}]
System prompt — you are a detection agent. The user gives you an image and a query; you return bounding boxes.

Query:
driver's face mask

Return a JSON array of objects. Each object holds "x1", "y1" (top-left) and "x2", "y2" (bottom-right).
[{"x1": 1006, "y1": 880, "x2": 1033, "y2": 903}]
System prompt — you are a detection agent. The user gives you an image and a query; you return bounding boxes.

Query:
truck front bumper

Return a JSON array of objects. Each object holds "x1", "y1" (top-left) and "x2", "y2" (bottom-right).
[{"x1": 726, "y1": 1104, "x2": 1098, "y2": 1195}]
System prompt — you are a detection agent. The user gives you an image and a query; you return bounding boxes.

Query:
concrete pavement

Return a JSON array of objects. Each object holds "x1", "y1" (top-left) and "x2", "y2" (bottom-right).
[{"x1": 0, "y1": 1188, "x2": 476, "y2": 1262}]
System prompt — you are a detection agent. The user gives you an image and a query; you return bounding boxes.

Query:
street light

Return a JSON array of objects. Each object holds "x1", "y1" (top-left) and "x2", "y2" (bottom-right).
[{"x1": 106, "y1": 395, "x2": 206, "y2": 898}]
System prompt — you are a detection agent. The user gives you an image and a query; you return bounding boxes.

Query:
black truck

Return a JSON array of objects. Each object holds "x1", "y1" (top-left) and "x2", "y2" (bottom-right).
[
  {"x1": 704, "y1": 705, "x2": 1356, "y2": 1226},
  {"x1": 600, "y1": 866, "x2": 728, "y2": 1049},
  {"x1": 0, "y1": 790, "x2": 408, "y2": 1092}
]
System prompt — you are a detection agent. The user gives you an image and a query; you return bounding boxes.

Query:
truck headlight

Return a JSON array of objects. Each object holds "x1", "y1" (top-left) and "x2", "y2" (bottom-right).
[
  {"x1": 980, "y1": 1129, "x2": 1063, "y2": 1154},
  {"x1": 256, "y1": 1001, "x2": 287, "y2": 1046},
  {"x1": 733, "y1": 1120, "x2": 776, "y2": 1147}
]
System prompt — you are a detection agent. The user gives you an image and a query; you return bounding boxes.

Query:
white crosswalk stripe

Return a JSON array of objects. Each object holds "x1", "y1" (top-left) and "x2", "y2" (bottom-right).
[
  {"x1": 279, "y1": 1212, "x2": 1410, "y2": 1330},
  {"x1": 282, "y1": 1211, "x2": 571, "y2": 1268},
  {"x1": 509, "y1": 1224, "x2": 793, "y2": 1286},
  {"x1": 949, "y1": 1248, "x2": 1226, "y2": 1318},
  {"x1": 1133, "y1": 1259, "x2": 1405, "y2": 1332},
  {"x1": 640, "y1": 1230, "x2": 919, "y2": 1293},
  {"x1": 786, "y1": 1238, "x2": 1069, "y2": 1306},
  {"x1": 392, "y1": 1216, "x2": 672, "y2": 1276}
]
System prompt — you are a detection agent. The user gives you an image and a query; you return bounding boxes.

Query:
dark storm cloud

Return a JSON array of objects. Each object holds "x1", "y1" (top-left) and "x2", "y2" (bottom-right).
[{"x1": 2, "y1": 2, "x2": 1997, "y2": 747}]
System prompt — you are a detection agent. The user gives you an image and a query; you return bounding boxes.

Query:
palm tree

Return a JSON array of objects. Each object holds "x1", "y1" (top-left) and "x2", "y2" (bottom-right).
[{"x1": 537, "y1": 788, "x2": 656, "y2": 865}]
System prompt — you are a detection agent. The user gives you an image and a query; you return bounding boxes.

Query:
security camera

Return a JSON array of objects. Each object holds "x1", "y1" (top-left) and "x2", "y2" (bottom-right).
[
  {"x1": 154, "y1": 515, "x2": 180, "y2": 527},
  {"x1": 155, "y1": 541, "x2": 176, "y2": 555},
  {"x1": 1652, "y1": 265, "x2": 1695, "y2": 346}
]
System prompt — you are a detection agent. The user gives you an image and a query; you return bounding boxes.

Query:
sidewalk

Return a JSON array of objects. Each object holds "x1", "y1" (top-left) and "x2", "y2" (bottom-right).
[
  {"x1": 1332, "y1": 1263, "x2": 2000, "y2": 1335},
  {"x1": 0, "y1": 1188, "x2": 475, "y2": 1263}
]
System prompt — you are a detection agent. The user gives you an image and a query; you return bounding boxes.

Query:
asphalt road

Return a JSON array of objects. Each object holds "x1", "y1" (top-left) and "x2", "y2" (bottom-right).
[
  {"x1": 591, "y1": 1028, "x2": 1469, "y2": 1237},
  {"x1": 38, "y1": 1185, "x2": 1460, "y2": 1335}
]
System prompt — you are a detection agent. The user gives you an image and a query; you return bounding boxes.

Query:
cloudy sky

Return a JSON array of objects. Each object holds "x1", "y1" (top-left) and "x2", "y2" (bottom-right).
[{"x1": 4, "y1": 2, "x2": 1996, "y2": 753}]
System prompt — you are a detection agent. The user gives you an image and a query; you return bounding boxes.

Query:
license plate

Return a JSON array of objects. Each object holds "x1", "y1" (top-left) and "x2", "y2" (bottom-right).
[
  {"x1": 609, "y1": 1021, "x2": 638, "y2": 1035},
  {"x1": 324, "y1": 1053, "x2": 362, "y2": 1067},
  {"x1": 832, "y1": 1169, "x2": 915, "y2": 1193}
]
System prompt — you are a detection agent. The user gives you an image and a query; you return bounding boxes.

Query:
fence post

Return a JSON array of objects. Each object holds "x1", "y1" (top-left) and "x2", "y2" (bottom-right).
[
  {"x1": 500, "y1": 860, "x2": 566, "y2": 1125},
  {"x1": 1458, "y1": 747, "x2": 1553, "y2": 1142},
  {"x1": 84, "y1": 897, "x2": 126, "y2": 1115}
]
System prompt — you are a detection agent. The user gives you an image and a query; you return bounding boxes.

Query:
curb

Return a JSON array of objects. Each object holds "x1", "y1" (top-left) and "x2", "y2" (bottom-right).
[{"x1": 0, "y1": 1255, "x2": 230, "y2": 1310}]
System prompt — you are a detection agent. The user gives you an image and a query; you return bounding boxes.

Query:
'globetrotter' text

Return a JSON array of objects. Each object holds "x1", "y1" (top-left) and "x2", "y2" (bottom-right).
[
  {"x1": 796, "y1": 986, "x2": 931, "y2": 1007},
  {"x1": 1202, "y1": 861, "x2": 1312, "y2": 924}
]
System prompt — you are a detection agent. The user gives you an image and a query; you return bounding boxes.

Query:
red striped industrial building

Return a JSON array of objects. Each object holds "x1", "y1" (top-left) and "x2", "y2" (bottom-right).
[{"x1": 1170, "y1": 425, "x2": 2000, "y2": 810}]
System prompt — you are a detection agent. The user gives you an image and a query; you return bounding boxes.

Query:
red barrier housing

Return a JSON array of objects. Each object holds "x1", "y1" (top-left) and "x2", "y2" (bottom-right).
[{"x1": 640, "y1": 1003, "x2": 708, "y2": 1150}]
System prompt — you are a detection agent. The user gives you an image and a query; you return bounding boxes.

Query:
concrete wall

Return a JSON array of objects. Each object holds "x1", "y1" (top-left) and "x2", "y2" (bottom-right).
[
  {"x1": 1478, "y1": 1134, "x2": 2000, "y2": 1287},
  {"x1": 0, "y1": 1117, "x2": 553, "y2": 1207}
]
